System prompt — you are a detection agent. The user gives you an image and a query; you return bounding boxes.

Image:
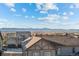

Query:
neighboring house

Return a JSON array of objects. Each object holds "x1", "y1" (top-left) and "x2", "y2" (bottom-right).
[
  {"x1": 6, "y1": 32, "x2": 18, "y2": 47},
  {"x1": 16, "y1": 31, "x2": 31, "y2": 46},
  {"x1": 1, "y1": 32, "x2": 22, "y2": 56},
  {"x1": 42, "y1": 34, "x2": 79, "y2": 56},
  {"x1": 24, "y1": 33, "x2": 79, "y2": 56},
  {"x1": 23, "y1": 36, "x2": 60, "y2": 56},
  {"x1": 5, "y1": 31, "x2": 31, "y2": 48}
]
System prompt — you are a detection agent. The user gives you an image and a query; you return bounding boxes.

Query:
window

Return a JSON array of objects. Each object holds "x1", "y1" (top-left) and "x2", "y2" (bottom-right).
[
  {"x1": 33, "y1": 51, "x2": 40, "y2": 56},
  {"x1": 44, "y1": 50, "x2": 55, "y2": 56},
  {"x1": 60, "y1": 47, "x2": 73, "y2": 55},
  {"x1": 44, "y1": 51, "x2": 51, "y2": 56},
  {"x1": 57, "y1": 48, "x2": 61, "y2": 55}
]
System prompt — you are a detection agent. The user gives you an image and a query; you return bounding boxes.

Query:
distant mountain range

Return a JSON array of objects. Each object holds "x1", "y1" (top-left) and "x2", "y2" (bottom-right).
[{"x1": 0, "y1": 28, "x2": 79, "y2": 32}]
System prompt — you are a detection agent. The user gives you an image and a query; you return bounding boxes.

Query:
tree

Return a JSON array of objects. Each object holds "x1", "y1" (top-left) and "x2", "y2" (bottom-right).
[{"x1": 0, "y1": 32, "x2": 3, "y2": 50}]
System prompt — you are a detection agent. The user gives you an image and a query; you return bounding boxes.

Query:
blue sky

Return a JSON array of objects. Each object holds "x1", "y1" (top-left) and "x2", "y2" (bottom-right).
[{"x1": 0, "y1": 3, "x2": 79, "y2": 29}]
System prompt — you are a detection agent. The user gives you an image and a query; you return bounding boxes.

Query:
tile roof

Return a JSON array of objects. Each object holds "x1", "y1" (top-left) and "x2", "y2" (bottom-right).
[
  {"x1": 25, "y1": 35, "x2": 79, "y2": 49},
  {"x1": 25, "y1": 36, "x2": 41, "y2": 49}
]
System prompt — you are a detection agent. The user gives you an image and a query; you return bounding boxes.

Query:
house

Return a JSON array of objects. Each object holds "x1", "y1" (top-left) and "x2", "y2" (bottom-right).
[
  {"x1": 16, "y1": 31, "x2": 31, "y2": 46},
  {"x1": 1, "y1": 32, "x2": 22, "y2": 56},
  {"x1": 23, "y1": 32, "x2": 79, "y2": 56},
  {"x1": 5, "y1": 31, "x2": 31, "y2": 48},
  {"x1": 23, "y1": 36, "x2": 60, "y2": 56},
  {"x1": 5, "y1": 32, "x2": 19, "y2": 47}
]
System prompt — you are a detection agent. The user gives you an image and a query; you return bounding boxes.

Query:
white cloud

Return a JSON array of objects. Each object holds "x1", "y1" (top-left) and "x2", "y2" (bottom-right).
[
  {"x1": 70, "y1": 5, "x2": 74, "y2": 8},
  {"x1": 22, "y1": 8, "x2": 27, "y2": 12},
  {"x1": 70, "y1": 3, "x2": 79, "y2": 8},
  {"x1": 10, "y1": 8, "x2": 16, "y2": 12},
  {"x1": 5, "y1": 3, "x2": 15, "y2": 8},
  {"x1": 43, "y1": 3, "x2": 59, "y2": 11},
  {"x1": 0, "y1": 18, "x2": 22, "y2": 28},
  {"x1": 63, "y1": 12, "x2": 67, "y2": 15},
  {"x1": 36, "y1": 3, "x2": 43, "y2": 10},
  {"x1": 40, "y1": 11, "x2": 47, "y2": 14},
  {"x1": 63, "y1": 16, "x2": 69, "y2": 20},
  {"x1": 32, "y1": 16, "x2": 35, "y2": 18},
  {"x1": 38, "y1": 14, "x2": 69, "y2": 23},
  {"x1": 0, "y1": 19, "x2": 8, "y2": 22},
  {"x1": 0, "y1": 23, "x2": 4, "y2": 25},
  {"x1": 0, "y1": 19, "x2": 10, "y2": 28},
  {"x1": 25, "y1": 16, "x2": 28, "y2": 18},
  {"x1": 63, "y1": 12, "x2": 74, "y2": 16},
  {"x1": 38, "y1": 14, "x2": 58, "y2": 22},
  {"x1": 0, "y1": 18, "x2": 30, "y2": 28},
  {"x1": 36, "y1": 3, "x2": 59, "y2": 13},
  {"x1": 74, "y1": 3, "x2": 79, "y2": 8},
  {"x1": 5, "y1": 3, "x2": 16, "y2": 12},
  {"x1": 69, "y1": 12, "x2": 74, "y2": 15}
]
